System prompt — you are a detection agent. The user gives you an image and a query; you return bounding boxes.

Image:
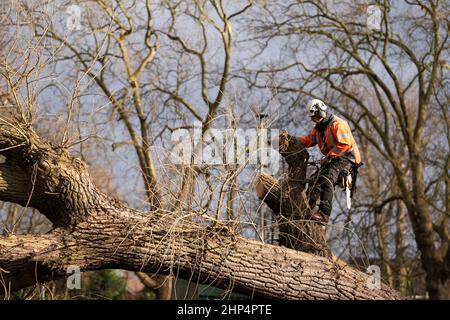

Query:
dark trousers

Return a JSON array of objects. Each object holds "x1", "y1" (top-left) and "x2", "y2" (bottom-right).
[{"x1": 307, "y1": 157, "x2": 353, "y2": 216}]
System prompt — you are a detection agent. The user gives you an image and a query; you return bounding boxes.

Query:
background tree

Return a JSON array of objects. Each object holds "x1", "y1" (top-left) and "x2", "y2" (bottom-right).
[{"x1": 243, "y1": 0, "x2": 449, "y2": 298}]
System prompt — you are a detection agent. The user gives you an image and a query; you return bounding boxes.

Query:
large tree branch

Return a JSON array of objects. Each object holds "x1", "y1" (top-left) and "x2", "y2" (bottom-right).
[
  {"x1": 0, "y1": 215, "x2": 398, "y2": 299},
  {"x1": 0, "y1": 120, "x2": 108, "y2": 227}
]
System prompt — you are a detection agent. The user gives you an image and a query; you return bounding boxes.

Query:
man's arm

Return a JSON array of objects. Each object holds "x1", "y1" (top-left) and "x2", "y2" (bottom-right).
[{"x1": 298, "y1": 128, "x2": 317, "y2": 148}]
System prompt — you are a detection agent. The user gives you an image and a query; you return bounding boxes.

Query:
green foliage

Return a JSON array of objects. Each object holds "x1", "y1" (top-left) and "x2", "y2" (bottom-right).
[
  {"x1": 137, "y1": 289, "x2": 156, "y2": 300},
  {"x1": 81, "y1": 270, "x2": 127, "y2": 300}
]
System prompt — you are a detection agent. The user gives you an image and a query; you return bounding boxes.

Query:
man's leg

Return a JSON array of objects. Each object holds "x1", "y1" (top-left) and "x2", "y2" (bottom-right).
[
  {"x1": 316, "y1": 158, "x2": 352, "y2": 219},
  {"x1": 317, "y1": 175, "x2": 335, "y2": 216}
]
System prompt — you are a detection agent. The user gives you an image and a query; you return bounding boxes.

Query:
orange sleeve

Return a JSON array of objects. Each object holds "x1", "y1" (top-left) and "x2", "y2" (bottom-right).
[
  {"x1": 326, "y1": 122, "x2": 355, "y2": 158},
  {"x1": 298, "y1": 128, "x2": 317, "y2": 148}
]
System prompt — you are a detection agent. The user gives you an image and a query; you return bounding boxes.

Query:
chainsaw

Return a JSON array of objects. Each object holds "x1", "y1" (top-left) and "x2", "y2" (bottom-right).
[{"x1": 340, "y1": 163, "x2": 363, "y2": 209}]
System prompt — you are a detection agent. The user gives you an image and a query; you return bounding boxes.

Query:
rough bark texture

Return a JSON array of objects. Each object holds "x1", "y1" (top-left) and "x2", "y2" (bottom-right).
[
  {"x1": 0, "y1": 120, "x2": 399, "y2": 299},
  {"x1": 256, "y1": 132, "x2": 330, "y2": 257}
]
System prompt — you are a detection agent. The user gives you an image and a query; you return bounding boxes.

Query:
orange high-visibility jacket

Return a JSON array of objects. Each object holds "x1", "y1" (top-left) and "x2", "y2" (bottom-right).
[{"x1": 299, "y1": 115, "x2": 361, "y2": 164}]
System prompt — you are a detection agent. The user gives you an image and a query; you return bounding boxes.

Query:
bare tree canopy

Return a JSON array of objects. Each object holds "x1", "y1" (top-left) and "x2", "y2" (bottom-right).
[{"x1": 0, "y1": 0, "x2": 448, "y2": 300}]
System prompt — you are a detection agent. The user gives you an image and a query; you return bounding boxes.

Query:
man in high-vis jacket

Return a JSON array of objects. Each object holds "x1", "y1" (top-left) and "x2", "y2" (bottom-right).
[{"x1": 299, "y1": 99, "x2": 361, "y2": 223}]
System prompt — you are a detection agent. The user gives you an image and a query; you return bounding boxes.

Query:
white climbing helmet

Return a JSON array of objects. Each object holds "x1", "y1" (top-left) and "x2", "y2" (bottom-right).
[{"x1": 307, "y1": 99, "x2": 327, "y2": 118}]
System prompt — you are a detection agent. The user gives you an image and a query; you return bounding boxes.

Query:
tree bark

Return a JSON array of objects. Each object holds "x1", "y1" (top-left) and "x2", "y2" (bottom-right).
[
  {"x1": 255, "y1": 132, "x2": 330, "y2": 257},
  {"x1": 406, "y1": 153, "x2": 449, "y2": 299},
  {"x1": 395, "y1": 201, "x2": 409, "y2": 296},
  {"x1": 136, "y1": 273, "x2": 173, "y2": 300},
  {"x1": 0, "y1": 120, "x2": 398, "y2": 299}
]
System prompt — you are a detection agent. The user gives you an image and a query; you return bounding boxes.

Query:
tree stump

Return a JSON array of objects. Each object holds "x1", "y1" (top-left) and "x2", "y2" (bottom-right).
[{"x1": 256, "y1": 131, "x2": 330, "y2": 257}]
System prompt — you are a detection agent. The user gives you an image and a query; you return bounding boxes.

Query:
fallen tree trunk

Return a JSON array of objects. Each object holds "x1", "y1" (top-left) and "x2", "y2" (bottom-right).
[
  {"x1": 0, "y1": 218, "x2": 398, "y2": 299},
  {"x1": 0, "y1": 119, "x2": 399, "y2": 299}
]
